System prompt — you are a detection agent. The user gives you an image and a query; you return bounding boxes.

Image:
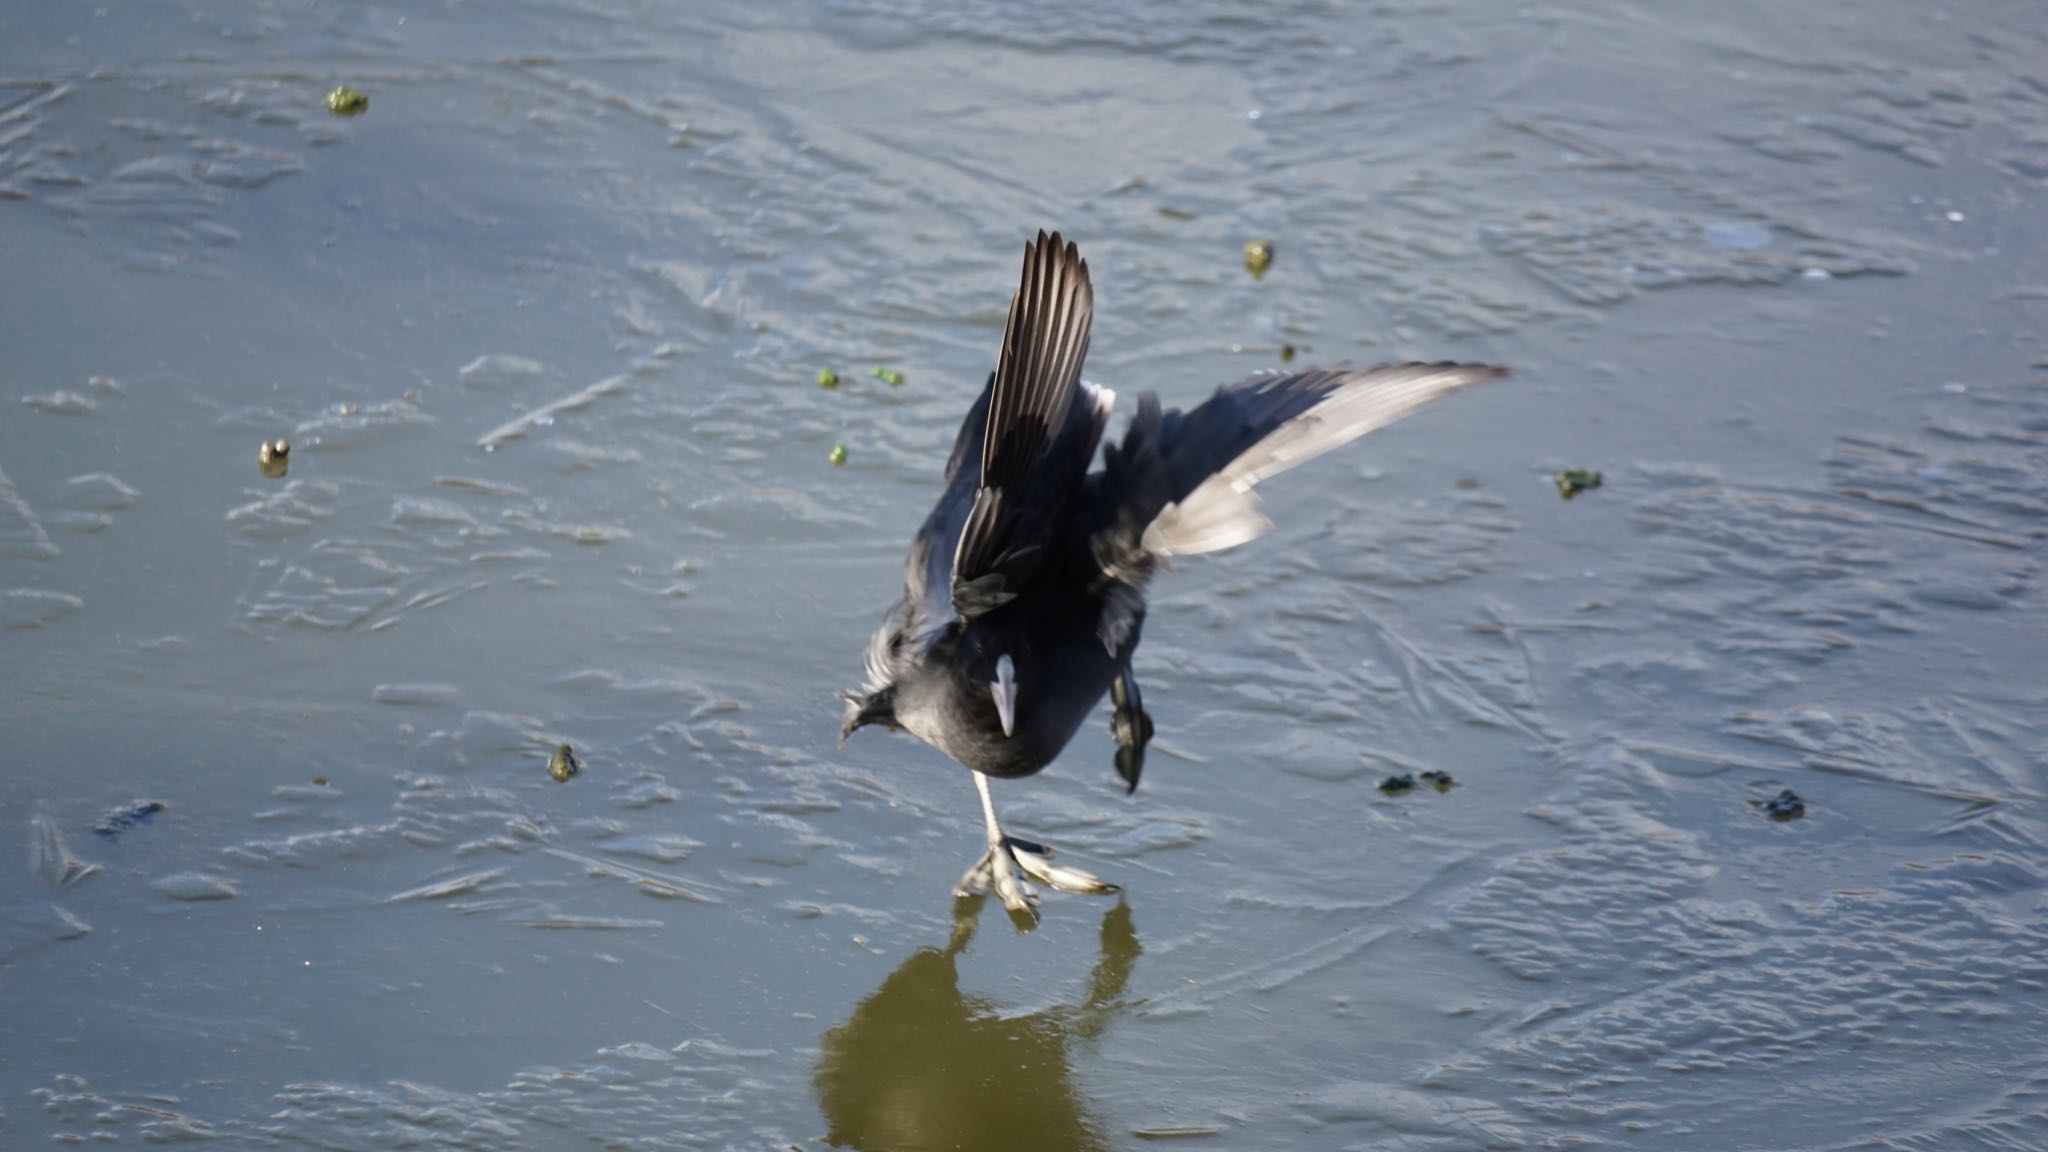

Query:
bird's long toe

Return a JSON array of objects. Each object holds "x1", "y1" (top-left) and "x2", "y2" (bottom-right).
[
  {"x1": 954, "y1": 848, "x2": 995, "y2": 898},
  {"x1": 1010, "y1": 840, "x2": 1120, "y2": 895}
]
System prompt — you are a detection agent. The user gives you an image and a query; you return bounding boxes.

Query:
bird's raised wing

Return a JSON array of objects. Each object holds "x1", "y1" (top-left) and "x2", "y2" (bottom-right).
[
  {"x1": 949, "y1": 229, "x2": 1097, "y2": 618},
  {"x1": 1088, "y1": 361, "x2": 1506, "y2": 649}
]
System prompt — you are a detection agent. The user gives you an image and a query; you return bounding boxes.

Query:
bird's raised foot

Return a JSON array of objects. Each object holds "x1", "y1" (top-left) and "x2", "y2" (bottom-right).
[
  {"x1": 953, "y1": 836, "x2": 1118, "y2": 920},
  {"x1": 1110, "y1": 673, "x2": 1154, "y2": 795},
  {"x1": 1111, "y1": 704, "x2": 1153, "y2": 749}
]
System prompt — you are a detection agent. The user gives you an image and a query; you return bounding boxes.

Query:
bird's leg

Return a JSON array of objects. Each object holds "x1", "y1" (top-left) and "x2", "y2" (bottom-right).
[
  {"x1": 953, "y1": 772, "x2": 1118, "y2": 920},
  {"x1": 956, "y1": 772, "x2": 1037, "y2": 916},
  {"x1": 1110, "y1": 667, "x2": 1155, "y2": 795}
]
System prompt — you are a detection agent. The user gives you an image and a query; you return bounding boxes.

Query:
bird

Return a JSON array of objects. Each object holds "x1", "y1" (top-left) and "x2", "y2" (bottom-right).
[{"x1": 841, "y1": 230, "x2": 1505, "y2": 920}]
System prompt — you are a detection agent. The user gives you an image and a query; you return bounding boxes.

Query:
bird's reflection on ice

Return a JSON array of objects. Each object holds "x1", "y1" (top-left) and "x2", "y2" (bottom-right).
[{"x1": 814, "y1": 898, "x2": 1141, "y2": 1152}]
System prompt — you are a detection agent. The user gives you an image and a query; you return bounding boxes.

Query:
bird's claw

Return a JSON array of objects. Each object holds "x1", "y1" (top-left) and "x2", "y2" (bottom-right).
[
  {"x1": 953, "y1": 849, "x2": 995, "y2": 898},
  {"x1": 954, "y1": 844, "x2": 1035, "y2": 915},
  {"x1": 953, "y1": 836, "x2": 1115, "y2": 919}
]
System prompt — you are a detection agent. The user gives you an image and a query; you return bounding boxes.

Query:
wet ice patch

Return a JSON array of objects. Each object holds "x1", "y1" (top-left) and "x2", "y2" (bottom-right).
[
  {"x1": 372, "y1": 682, "x2": 466, "y2": 708},
  {"x1": 1300, "y1": 1081, "x2": 1523, "y2": 1148},
  {"x1": 225, "y1": 479, "x2": 337, "y2": 541},
  {"x1": 61, "y1": 471, "x2": 139, "y2": 511},
  {"x1": 1483, "y1": 202, "x2": 1905, "y2": 305},
  {"x1": 29, "y1": 805, "x2": 101, "y2": 889},
  {"x1": 458, "y1": 355, "x2": 547, "y2": 388},
  {"x1": 1701, "y1": 219, "x2": 1772, "y2": 250},
  {"x1": 0, "y1": 461, "x2": 59, "y2": 558},
  {"x1": 3, "y1": 588, "x2": 83, "y2": 629},
  {"x1": 152, "y1": 872, "x2": 239, "y2": 901},
  {"x1": 240, "y1": 1035, "x2": 799, "y2": 1149},
  {"x1": 1421, "y1": 733, "x2": 2048, "y2": 1146},
  {"x1": 20, "y1": 390, "x2": 97, "y2": 416}
]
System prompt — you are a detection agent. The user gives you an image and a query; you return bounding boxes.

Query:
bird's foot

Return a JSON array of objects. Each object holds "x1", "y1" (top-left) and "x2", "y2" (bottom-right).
[
  {"x1": 1111, "y1": 704, "x2": 1153, "y2": 750},
  {"x1": 954, "y1": 835, "x2": 1118, "y2": 919},
  {"x1": 1112, "y1": 706, "x2": 1154, "y2": 795},
  {"x1": 1110, "y1": 672, "x2": 1154, "y2": 795}
]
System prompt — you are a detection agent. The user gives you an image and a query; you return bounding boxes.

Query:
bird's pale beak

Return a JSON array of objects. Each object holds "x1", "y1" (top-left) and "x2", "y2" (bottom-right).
[{"x1": 991, "y1": 654, "x2": 1017, "y2": 738}]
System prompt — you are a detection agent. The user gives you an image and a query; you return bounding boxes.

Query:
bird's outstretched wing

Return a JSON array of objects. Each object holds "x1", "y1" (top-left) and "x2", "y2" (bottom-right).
[
  {"x1": 950, "y1": 230, "x2": 1097, "y2": 618},
  {"x1": 1089, "y1": 361, "x2": 1506, "y2": 649}
]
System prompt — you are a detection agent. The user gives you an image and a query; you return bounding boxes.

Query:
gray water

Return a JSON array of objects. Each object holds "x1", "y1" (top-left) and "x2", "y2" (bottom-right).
[{"x1": 3, "y1": 1, "x2": 2046, "y2": 1148}]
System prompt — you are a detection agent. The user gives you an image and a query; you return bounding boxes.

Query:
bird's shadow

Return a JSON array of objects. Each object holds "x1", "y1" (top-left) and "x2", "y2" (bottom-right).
[{"x1": 812, "y1": 896, "x2": 1142, "y2": 1151}]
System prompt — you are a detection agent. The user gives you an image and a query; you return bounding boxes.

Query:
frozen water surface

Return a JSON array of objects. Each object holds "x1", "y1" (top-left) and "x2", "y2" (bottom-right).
[{"x1": 2, "y1": 1, "x2": 2045, "y2": 1148}]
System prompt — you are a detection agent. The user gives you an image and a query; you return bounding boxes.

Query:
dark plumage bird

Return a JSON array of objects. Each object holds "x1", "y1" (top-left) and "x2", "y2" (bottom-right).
[{"x1": 842, "y1": 231, "x2": 1505, "y2": 918}]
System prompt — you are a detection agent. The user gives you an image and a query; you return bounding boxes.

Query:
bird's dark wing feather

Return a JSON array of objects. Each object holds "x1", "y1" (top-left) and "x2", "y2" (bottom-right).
[
  {"x1": 848, "y1": 374, "x2": 993, "y2": 718},
  {"x1": 950, "y1": 229, "x2": 1096, "y2": 618},
  {"x1": 1090, "y1": 362, "x2": 1506, "y2": 645}
]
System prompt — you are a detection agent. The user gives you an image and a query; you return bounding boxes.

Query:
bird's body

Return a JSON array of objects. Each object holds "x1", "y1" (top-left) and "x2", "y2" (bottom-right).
[
  {"x1": 866, "y1": 361, "x2": 1129, "y2": 783},
  {"x1": 889, "y1": 596, "x2": 1123, "y2": 781},
  {"x1": 843, "y1": 231, "x2": 1504, "y2": 918}
]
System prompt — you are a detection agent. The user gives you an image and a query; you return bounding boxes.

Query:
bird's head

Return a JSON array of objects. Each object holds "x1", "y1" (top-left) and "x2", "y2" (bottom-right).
[{"x1": 838, "y1": 684, "x2": 898, "y2": 747}]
